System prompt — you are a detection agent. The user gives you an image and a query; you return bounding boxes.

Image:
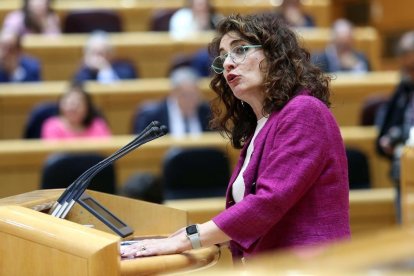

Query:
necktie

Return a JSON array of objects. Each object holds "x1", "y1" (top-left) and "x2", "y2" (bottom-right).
[{"x1": 184, "y1": 117, "x2": 190, "y2": 133}]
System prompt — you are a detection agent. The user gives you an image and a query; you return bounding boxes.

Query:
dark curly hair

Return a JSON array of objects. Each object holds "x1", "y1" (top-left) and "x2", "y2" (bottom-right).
[
  {"x1": 22, "y1": 0, "x2": 54, "y2": 33},
  {"x1": 208, "y1": 13, "x2": 331, "y2": 149},
  {"x1": 59, "y1": 82, "x2": 97, "y2": 127}
]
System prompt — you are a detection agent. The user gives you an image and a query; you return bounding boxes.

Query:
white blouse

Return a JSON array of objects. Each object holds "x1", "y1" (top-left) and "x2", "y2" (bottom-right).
[{"x1": 232, "y1": 116, "x2": 268, "y2": 203}]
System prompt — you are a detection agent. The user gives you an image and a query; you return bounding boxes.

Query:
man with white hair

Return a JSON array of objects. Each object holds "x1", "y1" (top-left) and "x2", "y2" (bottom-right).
[
  {"x1": 73, "y1": 31, "x2": 137, "y2": 83},
  {"x1": 133, "y1": 66, "x2": 211, "y2": 137},
  {"x1": 311, "y1": 18, "x2": 370, "y2": 73}
]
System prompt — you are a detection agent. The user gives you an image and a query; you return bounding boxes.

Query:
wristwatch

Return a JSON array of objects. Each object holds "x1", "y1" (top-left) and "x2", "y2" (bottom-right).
[{"x1": 185, "y1": 224, "x2": 201, "y2": 249}]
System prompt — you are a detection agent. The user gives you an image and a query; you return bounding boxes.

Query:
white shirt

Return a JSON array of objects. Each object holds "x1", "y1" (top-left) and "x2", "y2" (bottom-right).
[
  {"x1": 166, "y1": 97, "x2": 202, "y2": 137},
  {"x1": 97, "y1": 67, "x2": 119, "y2": 84},
  {"x1": 232, "y1": 116, "x2": 268, "y2": 203}
]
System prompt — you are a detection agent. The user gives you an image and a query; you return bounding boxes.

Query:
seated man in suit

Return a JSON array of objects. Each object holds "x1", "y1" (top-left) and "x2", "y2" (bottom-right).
[
  {"x1": 0, "y1": 30, "x2": 41, "y2": 82},
  {"x1": 133, "y1": 66, "x2": 211, "y2": 137},
  {"x1": 73, "y1": 31, "x2": 137, "y2": 84},
  {"x1": 376, "y1": 31, "x2": 414, "y2": 222},
  {"x1": 311, "y1": 19, "x2": 370, "y2": 73}
]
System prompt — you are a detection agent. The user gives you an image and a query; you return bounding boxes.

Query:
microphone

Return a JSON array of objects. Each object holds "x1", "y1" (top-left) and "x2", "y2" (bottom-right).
[
  {"x1": 49, "y1": 121, "x2": 161, "y2": 217},
  {"x1": 59, "y1": 125, "x2": 167, "y2": 218},
  {"x1": 49, "y1": 121, "x2": 168, "y2": 218}
]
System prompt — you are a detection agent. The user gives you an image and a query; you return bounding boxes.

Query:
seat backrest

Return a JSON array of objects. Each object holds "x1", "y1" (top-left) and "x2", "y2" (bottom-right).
[
  {"x1": 119, "y1": 172, "x2": 163, "y2": 204},
  {"x1": 40, "y1": 153, "x2": 116, "y2": 194},
  {"x1": 360, "y1": 94, "x2": 389, "y2": 126},
  {"x1": 149, "y1": 9, "x2": 177, "y2": 31},
  {"x1": 23, "y1": 102, "x2": 59, "y2": 139},
  {"x1": 162, "y1": 147, "x2": 230, "y2": 199},
  {"x1": 346, "y1": 147, "x2": 371, "y2": 189},
  {"x1": 63, "y1": 10, "x2": 123, "y2": 33}
]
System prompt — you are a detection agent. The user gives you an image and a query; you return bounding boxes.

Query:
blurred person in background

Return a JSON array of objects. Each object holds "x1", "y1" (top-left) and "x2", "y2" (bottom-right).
[
  {"x1": 275, "y1": 0, "x2": 315, "y2": 28},
  {"x1": 377, "y1": 31, "x2": 414, "y2": 222},
  {"x1": 133, "y1": 66, "x2": 211, "y2": 137},
  {"x1": 0, "y1": 30, "x2": 41, "y2": 82},
  {"x1": 190, "y1": 48, "x2": 213, "y2": 77},
  {"x1": 169, "y1": 0, "x2": 222, "y2": 40},
  {"x1": 2, "y1": 0, "x2": 60, "y2": 35},
  {"x1": 41, "y1": 82, "x2": 111, "y2": 140},
  {"x1": 311, "y1": 19, "x2": 370, "y2": 73},
  {"x1": 73, "y1": 31, "x2": 137, "y2": 84}
]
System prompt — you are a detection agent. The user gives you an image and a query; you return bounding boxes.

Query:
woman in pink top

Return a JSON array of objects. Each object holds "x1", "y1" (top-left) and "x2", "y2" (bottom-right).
[
  {"x1": 41, "y1": 83, "x2": 111, "y2": 140},
  {"x1": 2, "y1": 0, "x2": 60, "y2": 35},
  {"x1": 121, "y1": 14, "x2": 350, "y2": 261}
]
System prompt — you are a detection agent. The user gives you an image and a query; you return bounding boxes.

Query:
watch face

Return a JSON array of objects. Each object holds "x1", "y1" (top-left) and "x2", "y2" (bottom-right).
[{"x1": 186, "y1": 225, "x2": 198, "y2": 235}]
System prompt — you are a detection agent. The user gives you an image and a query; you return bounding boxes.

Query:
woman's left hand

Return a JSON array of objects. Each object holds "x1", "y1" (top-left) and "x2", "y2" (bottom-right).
[{"x1": 120, "y1": 231, "x2": 191, "y2": 258}]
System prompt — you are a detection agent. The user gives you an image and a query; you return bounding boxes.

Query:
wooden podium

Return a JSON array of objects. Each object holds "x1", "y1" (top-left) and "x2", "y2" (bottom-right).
[{"x1": 0, "y1": 189, "x2": 220, "y2": 275}]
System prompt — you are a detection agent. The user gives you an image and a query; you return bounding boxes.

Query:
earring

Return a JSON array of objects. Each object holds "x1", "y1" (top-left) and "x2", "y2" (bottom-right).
[{"x1": 241, "y1": 101, "x2": 245, "y2": 107}]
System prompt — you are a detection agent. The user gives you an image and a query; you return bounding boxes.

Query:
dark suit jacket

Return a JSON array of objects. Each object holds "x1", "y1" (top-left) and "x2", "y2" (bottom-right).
[
  {"x1": 191, "y1": 48, "x2": 212, "y2": 77},
  {"x1": 132, "y1": 99, "x2": 212, "y2": 134},
  {"x1": 73, "y1": 60, "x2": 138, "y2": 83},
  {"x1": 0, "y1": 55, "x2": 41, "y2": 82},
  {"x1": 376, "y1": 80, "x2": 414, "y2": 159},
  {"x1": 311, "y1": 49, "x2": 370, "y2": 73}
]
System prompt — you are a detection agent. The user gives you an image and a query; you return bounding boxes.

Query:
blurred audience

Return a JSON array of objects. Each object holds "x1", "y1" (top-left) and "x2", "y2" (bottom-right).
[
  {"x1": 311, "y1": 19, "x2": 370, "y2": 73},
  {"x1": 275, "y1": 0, "x2": 315, "y2": 28},
  {"x1": 41, "y1": 82, "x2": 111, "y2": 140},
  {"x1": 0, "y1": 30, "x2": 41, "y2": 82},
  {"x1": 376, "y1": 31, "x2": 414, "y2": 222},
  {"x1": 133, "y1": 66, "x2": 211, "y2": 137},
  {"x1": 169, "y1": 0, "x2": 222, "y2": 40},
  {"x1": 2, "y1": 0, "x2": 60, "y2": 36},
  {"x1": 73, "y1": 31, "x2": 137, "y2": 84}
]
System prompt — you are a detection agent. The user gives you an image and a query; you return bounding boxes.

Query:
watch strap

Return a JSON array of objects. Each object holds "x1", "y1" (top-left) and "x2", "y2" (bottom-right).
[{"x1": 186, "y1": 225, "x2": 201, "y2": 249}]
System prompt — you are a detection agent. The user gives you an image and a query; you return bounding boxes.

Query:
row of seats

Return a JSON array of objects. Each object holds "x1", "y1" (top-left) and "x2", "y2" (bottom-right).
[
  {"x1": 20, "y1": 27, "x2": 381, "y2": 80},
  {"x1": 0, "y1": 0, "x2": 332, "y2": 32},
  {"x1": 0, "y1": 72, "x2": 398, "y2": 140},
  {"x1": 0, "y1": 128, "x2": 393, "y2": 199},
  {"x1": 21, "y1": 90, "x2": 390, "y2": 140},
  {"x1": 41, "y1": 147, "x2": 230, "y2": 202}
]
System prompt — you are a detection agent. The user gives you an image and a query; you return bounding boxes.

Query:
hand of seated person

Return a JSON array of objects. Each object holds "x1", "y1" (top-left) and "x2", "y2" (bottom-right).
[
  {"x1": 339, "y1": 52, "x2": 360, "y2": 70},
  {"x1": 84, "y1": 54, "x2": 111, "y2": 72}
]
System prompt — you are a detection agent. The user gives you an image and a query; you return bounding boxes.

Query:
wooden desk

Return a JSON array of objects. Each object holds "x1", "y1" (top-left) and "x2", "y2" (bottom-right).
[
  {"x1": 0, "y1": 133, "x2": 239, "y2": 198},
  {"x1": 340, "y1": 126, "x2": 392, "y2": 189},
  {"x1": 0, "y1": 71, "x2": 398, "y2": 140},
  {"x1": 0, "y1": 128, "x2": 393, "y2": 200},
  {"x1": 329, "y1": 71, "x2": 398, "y2": 125},
  {"x1": 0, "y1": 0, "x2": 331, "y2": 32},
  {"x1": 401, "y1": 146, "x2": 414, "y2": 225},
  {"x1": 236, "y1": 225, "x2": 414, "y2": 275},
  {"x1": 20, "y1": 28, "x2": 380, "y2": 80}
]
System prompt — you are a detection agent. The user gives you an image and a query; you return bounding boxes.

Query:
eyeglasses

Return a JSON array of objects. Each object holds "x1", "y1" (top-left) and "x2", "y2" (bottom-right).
[{"x1": 211, "y1": 45, "x2": 262, "y2": 74}]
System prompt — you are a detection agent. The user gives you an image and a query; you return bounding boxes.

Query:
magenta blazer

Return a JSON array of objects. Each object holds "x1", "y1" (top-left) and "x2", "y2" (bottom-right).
[{"x1": 213, "y1": 93, "x2": 351, "y2": 259}]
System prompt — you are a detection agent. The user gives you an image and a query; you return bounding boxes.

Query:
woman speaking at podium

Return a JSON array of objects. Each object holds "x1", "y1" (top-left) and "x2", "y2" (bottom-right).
[{"x1": 121, "y1": 13, "x2": 350, "y2": 262}]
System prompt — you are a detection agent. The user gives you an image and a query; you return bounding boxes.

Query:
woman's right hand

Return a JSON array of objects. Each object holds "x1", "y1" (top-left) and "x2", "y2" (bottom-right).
[{"x1": 379, "y1": 135, "x2": 395, "y2": 155}]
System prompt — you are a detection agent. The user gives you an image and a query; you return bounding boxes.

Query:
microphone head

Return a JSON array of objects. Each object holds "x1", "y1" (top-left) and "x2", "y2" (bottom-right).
[
  {"x1": 151, "y1": 121, "x2": 161, "y2": 127},
  {"x1": 160, "y1": 125, "x2": 168, "y2": 135}
]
